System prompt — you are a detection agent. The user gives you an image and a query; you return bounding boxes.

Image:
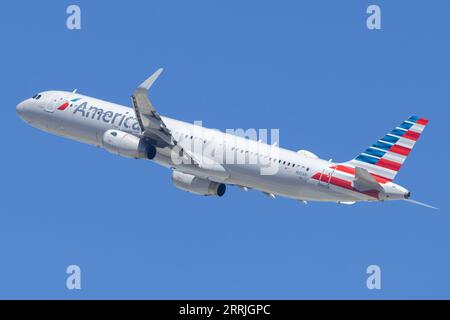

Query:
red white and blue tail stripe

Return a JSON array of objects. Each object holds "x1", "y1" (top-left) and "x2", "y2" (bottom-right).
[{"x1": 343, "y1": 115, "x2": 428, "y2": 181}]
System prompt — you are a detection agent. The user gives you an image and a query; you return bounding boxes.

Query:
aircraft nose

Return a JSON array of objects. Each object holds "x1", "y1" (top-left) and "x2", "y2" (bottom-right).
[
  {"x1": 16, "y1": 101, "x2": 26, "y2": 116},
  {"x1": 16, "y1": 99, "x2": 33, "y2": 123}
]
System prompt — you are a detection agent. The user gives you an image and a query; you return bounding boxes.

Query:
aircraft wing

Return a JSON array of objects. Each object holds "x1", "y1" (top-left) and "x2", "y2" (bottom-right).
[
  {"x1": 131, "y1": 69, "x2": 199, "y2": 165},
  {"x1": 131, "y1": 68, "x2": 172, "y2": 145}
]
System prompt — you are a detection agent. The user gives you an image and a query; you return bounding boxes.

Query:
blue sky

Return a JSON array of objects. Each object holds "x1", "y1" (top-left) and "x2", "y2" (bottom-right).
[{"x1": 1, "y1": 0, "x2": 449, "y2": 299}]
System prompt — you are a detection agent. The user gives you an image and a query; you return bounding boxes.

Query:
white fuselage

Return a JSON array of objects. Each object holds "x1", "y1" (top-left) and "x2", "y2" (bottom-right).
[{"x1": 16, "y1": 90, "x2": 409, "y2": 203}]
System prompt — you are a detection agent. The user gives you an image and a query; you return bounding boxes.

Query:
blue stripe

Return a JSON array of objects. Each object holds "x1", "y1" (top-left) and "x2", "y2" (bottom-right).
[
  {"x1": 373, "y1": 141, "x2": 392, "y2": 151},
  {"x1": 355, "y1": 154, "x2": 379, "y2": 165},
  {"x1": 408, "y1": 115, "x2": 419, "y2": 123},
  {"x1": 365, "y1": 148, "x2": 386, "y2": 158},
  {"x1": 391, "y1": 128, "x2": 406, "y2": 137},
  {"x1": 381, "y1": 135, "x2": 400, "y2": 144},
  {"x1": 399, "y1": 122, "x2": 413, "y2": 130},
  {"x1": 71, "y1": 98, "x2": 81, "y2": 102}
]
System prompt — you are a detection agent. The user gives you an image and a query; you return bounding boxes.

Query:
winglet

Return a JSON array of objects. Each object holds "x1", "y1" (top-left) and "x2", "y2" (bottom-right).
[{"x1": 138, "y1": 68, "x2": 164, "y2": 91}]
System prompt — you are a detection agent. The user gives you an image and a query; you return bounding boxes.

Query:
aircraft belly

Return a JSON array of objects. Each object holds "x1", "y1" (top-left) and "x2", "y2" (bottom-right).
[{"x1": 57, "y1": 119, "x2": 100, "y2": 146}]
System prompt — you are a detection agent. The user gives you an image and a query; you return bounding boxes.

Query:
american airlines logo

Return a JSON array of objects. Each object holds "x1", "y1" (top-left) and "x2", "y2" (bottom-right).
[
  {"x1": 57, "y1": 98, "x2": 80, "y2": 110},
  {"x1": 59, "y1": 98, "x2": 141, "y2": 132}
]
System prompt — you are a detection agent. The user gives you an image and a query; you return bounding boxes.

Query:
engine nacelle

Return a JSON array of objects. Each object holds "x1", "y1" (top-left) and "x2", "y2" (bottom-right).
[
  {"x1": 171, "y1": 171, "x2": 226, "y2": 197},
  {"x1": 102, "y1": 129, "x2": 156, "y2": 159}
]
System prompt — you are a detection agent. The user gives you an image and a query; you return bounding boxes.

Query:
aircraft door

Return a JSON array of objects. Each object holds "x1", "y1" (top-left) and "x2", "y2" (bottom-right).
[
  {"x1": 317, "y1": 167, "x2": 336, "y2": 188},
  {"x1": 45, "y1": 93, "x2": 68, "y2": 113}
]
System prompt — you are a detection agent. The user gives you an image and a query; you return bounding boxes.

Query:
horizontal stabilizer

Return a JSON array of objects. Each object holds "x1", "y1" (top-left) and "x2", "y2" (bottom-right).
[{"x1": 353, "y1": 167, "x2": 383, "y2": 192}]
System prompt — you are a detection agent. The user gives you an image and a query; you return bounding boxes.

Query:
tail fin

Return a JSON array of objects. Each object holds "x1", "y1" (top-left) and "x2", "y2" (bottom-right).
[{"x1": 343, "y1": 116, "x2": 429, "y2": 181}]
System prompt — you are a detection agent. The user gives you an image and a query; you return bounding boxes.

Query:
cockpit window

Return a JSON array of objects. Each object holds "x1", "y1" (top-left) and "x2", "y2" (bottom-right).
[{"x1": 32, "y1": 94, "x2": 42, "y2": 100}]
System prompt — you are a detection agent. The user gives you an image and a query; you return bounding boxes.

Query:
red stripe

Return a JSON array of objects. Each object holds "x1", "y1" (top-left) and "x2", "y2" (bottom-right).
[
  {"x1": 362, "y1": 190, "x2": 380, "y2": 198},
  {"x1": 376, "y1": 158, "x2": 401, "y2": 171},
  {"x1": 402, "y1": 130, "x2": 420, "y2": 141},
  {"x1": 311, "y1": 172, "x2": 379, "y2": 199},
  {"x1": 312, "y1": 173, "x2": 326, "y2": 183},
  {"x1": 370, "y1": 174, "x2": 391, "y2": 184},
  {"x1": 331, "y1": 165, "x2": 391, "y2": 183},
  {"x1": 312, "y1": 173, "x2": 321, "y2": 179},
  {"x1": 57, "y1": 102, "x2": 69, "y2": 110},
  {"x1": 389, "y1": 144, "x2": 411, "y2": 156},
  {"x1": 416, "y1": 118, "x2": 428, "y2": 125},
  {"x1": 312, "y1": 173, "x2": 352, "y2": 190},
  {"x1": 332, "y1": 165, "x2": 355, "y2": 175},
  {"x1": 329, "y1": 176, "x2": 353, "y2": 189}
]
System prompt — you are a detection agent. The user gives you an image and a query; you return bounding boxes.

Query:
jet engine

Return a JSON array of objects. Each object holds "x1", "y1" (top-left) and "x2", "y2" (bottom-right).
[
  {"x1": 171, "y1": 170, "x2": 226, "y2": 197},
  {"x1": 102, "y1": 129, "x2": 156, "y2": 159}
]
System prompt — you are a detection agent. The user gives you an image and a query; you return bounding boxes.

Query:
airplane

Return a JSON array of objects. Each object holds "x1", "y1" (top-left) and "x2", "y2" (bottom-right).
[{"x1": 16, "y1": 69, "x2": 435, "y2": 208}]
